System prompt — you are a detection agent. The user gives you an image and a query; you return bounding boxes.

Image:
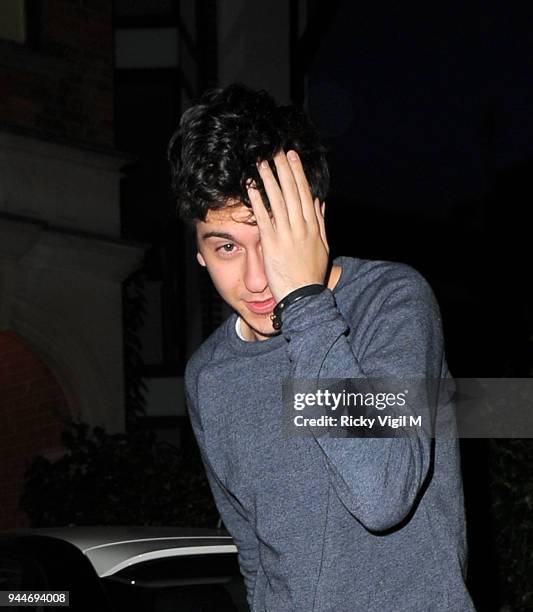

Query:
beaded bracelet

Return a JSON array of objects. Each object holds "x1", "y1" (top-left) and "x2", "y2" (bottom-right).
[{"x1": 270, "y1": 284, "x2": 325, "y2": 330}]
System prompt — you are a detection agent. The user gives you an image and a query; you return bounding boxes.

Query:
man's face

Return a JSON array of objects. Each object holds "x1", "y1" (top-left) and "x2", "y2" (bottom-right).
[{"x1": 195, "y1": 202, "x2": 278, "y2": 341}]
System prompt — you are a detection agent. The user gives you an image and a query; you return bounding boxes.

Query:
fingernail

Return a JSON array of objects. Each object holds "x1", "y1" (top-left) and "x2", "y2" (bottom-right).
[
  {"x1": 287, "y1": 150, "x2": 299, "y2": 162},
  {"x1": 259, "y1": 160, "x2": 269, "y2": 169}
]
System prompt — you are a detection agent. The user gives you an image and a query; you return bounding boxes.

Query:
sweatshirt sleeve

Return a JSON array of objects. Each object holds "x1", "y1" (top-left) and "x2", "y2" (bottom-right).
[
  {"x1": 185, "y1": 380, "x2": 259, "y2": 606},
  {"x1": 281, "y1": 266, "x2": 444, "y2": 532}
]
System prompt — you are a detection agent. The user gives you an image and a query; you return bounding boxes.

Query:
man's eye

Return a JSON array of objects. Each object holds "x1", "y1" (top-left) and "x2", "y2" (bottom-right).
[{"x1": 217, "y1": 243, "x2": 235, "y2": 253}]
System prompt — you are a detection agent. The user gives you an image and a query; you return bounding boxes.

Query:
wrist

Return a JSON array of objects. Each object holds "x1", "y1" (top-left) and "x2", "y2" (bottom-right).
[{"x1": 270, "y1": 284, "x2": 326, "y2": 330}]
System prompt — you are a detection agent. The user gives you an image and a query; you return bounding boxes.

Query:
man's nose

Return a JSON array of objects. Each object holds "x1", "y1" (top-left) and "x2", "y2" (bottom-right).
[{"x1": 243, "y1": 249, "x2": 268, "y2": 294}]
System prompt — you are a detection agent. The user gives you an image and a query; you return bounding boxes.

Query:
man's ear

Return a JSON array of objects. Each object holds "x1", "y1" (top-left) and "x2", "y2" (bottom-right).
[{"x1": 196, "y1": 252, "x2": 207, "y2": 267}]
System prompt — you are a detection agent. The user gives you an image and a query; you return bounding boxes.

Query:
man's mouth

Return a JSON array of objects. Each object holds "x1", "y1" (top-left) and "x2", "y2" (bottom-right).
[{"x1": 245, "y1": 297, "x2": 276, "y2": 314}]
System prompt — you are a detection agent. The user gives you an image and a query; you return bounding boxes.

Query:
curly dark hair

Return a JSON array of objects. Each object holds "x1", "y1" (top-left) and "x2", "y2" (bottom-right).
[{"x1": 167, "y1": 83, "x2": 329, "y2": 224}]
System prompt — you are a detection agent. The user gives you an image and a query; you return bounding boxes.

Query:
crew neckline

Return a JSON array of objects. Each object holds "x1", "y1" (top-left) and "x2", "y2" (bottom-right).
[{"x1": 225, "y1": 255, "x2": 357, "y2": 355}]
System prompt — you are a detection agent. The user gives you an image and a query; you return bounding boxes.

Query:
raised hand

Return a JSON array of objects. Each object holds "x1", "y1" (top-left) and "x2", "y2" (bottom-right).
[{"x1": 246, "y1": 150, "x2": 329, "y2": 303}]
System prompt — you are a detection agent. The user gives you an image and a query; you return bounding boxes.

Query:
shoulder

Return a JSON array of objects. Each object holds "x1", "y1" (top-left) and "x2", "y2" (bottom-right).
[
  {"x1": 184, "y1": 320, "x2": 230, "y2": 397},
  {"x1": 337, "y1": 258, "x2": 446, "y2": 375},
  {"x1": 339, "y1": 255, "x2": 436, "y2": 300},
  {"x1": 335, "y1": 256, "x2": 441, "y2": 328}
]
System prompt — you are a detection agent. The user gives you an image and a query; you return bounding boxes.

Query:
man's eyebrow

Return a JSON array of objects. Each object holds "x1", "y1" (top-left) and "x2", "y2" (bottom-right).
[{"x1": 200, "y1": 231, "x2": 236, "y2": 241}]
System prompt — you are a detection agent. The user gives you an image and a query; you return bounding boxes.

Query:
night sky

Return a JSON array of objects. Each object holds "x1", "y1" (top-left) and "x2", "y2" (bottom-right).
[{"x1": 308, "y1": 1, "x2": 532, "y2": 214}]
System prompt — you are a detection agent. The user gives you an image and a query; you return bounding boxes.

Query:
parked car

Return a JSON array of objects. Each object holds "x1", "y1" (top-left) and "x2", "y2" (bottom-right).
[{"x1": 0, "y1": 526, "x2": 249, "y2": 611}]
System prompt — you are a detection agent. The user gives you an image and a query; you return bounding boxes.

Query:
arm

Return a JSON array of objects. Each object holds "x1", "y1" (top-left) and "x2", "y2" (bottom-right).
[
  {"x1": 282, "y1": 268, "x2": 441, "y2": 532},
  {"x1": 185, "y1": 381, "x2": 259, "y2": 605},
  {"x1": 248, "y1": 152, "x2": 442, "y2": 532}
]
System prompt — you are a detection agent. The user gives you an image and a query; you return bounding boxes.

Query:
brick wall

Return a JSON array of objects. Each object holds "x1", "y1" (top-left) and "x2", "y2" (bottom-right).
[
  {"x1": 0, "y1": 331, "x2": 72, "y2": 529},
  {"x1": 0, "y1": 0, "x2": 114, "y2": 148}
]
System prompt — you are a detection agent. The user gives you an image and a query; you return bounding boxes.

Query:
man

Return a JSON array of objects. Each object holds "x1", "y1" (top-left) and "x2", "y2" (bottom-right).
[{"x1": 168, "y1": 84, "x2": 475, "y2": 611}]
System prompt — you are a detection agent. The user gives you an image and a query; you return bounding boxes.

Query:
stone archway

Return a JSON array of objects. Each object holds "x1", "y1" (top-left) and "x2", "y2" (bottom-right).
[
  {"x1": 0, "y1": 129, "x2": 146, "y2": 528},
  {"x1": 0, "y1": 330, "x2": 74, "y2": 528}
]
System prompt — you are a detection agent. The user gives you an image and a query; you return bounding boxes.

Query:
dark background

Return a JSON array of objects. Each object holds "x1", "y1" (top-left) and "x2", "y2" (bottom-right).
[{"x1": 305, "y1": 7, "x2": 532, "y2": 610}]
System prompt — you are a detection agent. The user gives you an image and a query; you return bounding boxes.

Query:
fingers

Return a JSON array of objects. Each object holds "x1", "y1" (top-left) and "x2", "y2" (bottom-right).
[
  {"x1": 257, "y1": 150, "x2": 319, "y2": 234},
  {"x1": 256, "y1": 159, "x2": 290, "y2": 230},
  {"x1": 247, "y1": 180, "x2": 274, "y2": 238},
  {"x1": 285, "y1": 150, "x2": 318, "y2": 227},
  {"x1": 271, "y1": 152, "x2": 305, "y2": 227},
  {"x1": 315, "y1": 199, "x2": 329, "y2": 253}
]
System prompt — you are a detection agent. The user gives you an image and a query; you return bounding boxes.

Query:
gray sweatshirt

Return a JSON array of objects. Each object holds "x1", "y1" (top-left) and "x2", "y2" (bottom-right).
[{"x1": 185, "y1": 255, "x2": 475, "y2": 611}]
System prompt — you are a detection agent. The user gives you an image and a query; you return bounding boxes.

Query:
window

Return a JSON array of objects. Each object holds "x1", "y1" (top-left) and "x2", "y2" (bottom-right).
[
  {"x1": 0, "y1": 0, "x2": 26, "y2": 44},
  {"x1": 0, "y1": 555, "x2": 48, "y2": 590},
  {"x1": 103, "y1": 553, "x2": 249, "y2": 612},
  {"x1": 0, "y1": 536, "x2": 113, "y2": 611}
]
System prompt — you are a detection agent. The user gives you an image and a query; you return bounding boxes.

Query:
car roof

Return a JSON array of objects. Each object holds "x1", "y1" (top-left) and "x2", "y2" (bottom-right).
[{"x1": 0, "y1": 526, "x2": 237, "y2": 577}]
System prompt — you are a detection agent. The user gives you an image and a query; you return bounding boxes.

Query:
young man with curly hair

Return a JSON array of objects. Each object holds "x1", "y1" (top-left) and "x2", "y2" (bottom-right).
[{"x1": 168, "y1": 84, "x2": 475, "y2": 611}]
